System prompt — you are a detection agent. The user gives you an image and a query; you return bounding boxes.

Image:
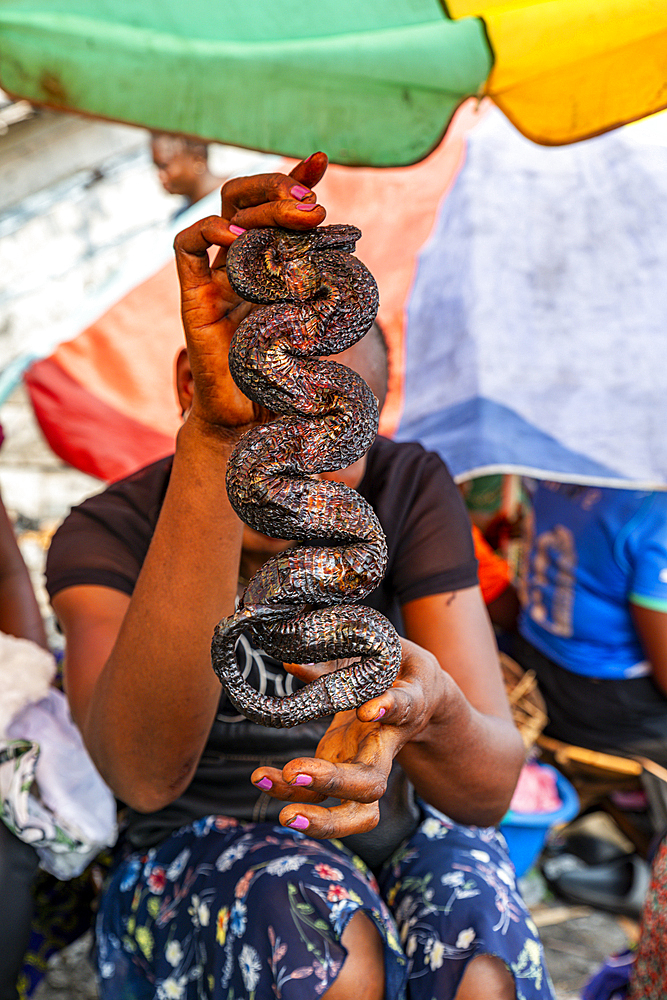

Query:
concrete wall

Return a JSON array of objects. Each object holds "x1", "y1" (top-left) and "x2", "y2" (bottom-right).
[{"x1": 0, "y1": 106, "x2": 176, "y2": 522}]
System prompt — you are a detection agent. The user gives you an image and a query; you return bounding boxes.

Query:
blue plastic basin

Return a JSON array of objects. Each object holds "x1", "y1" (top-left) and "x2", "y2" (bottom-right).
[{"x1": 500, "y1": 764, "x2": 579, "y2": 878}]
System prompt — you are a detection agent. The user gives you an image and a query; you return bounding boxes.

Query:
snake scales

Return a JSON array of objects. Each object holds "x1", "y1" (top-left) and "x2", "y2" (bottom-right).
[{"x1": 210, "y1": 224, "x2": 402, "y2": 727}]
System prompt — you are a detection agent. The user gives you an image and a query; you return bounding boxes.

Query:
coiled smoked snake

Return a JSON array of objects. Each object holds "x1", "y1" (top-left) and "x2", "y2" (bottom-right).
[{"x1": 211, "y1": 225, "x2": 401, "y2": 727}]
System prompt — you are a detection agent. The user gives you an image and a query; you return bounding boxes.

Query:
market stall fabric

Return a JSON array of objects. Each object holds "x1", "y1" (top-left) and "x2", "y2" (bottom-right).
[
  {"x1": 394, "y1": 108, "x2": 667, "y2": 488},
  {"x1": 24, "y1": 106, "x2": 667, "y2": 488}
]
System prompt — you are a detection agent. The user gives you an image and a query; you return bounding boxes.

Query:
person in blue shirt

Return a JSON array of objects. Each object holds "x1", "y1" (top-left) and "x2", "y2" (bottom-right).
[{"x1": 512, "y1": 480, "x2": 667, "y2": 768}]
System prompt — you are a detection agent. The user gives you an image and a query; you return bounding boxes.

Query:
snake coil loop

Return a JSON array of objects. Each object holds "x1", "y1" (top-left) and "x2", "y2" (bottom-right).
[{"x1": 211, "y1": 225, "x2": 402, "y2": 727}]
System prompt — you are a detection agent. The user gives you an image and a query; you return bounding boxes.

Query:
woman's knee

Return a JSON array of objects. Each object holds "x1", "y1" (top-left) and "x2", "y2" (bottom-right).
[
  {"x1": 455, "y1": 953, "x2": 516, "y2": 1000},
  {"x1": 322, "y1": 910, "x2": 385, "y2": 1000}
]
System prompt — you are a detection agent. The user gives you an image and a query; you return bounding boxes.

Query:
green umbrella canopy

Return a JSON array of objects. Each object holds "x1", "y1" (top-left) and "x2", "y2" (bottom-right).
[
  {"x1": 0, "y1": 0, "x2": 490, "y2": 166},
  {"x1": 2, "y1": 1, "x2": 667, "y2": 165}
]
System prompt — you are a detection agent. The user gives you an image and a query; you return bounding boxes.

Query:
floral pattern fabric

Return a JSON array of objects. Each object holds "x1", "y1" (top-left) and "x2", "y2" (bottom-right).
[
  {"x1": 96, "y1": 804, "x2": 554, "y2": 1000},
  {"x1": 627, "y1": 835, "x2": 667, "y2": 1000},
  {"x1": 581, "y1": 835, "x2": 667, "y2": 1000}
]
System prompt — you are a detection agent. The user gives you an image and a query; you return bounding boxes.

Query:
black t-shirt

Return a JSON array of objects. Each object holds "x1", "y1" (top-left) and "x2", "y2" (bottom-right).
[{"x1": 46, "y1": 435, "x2": 477, "y2": 866}]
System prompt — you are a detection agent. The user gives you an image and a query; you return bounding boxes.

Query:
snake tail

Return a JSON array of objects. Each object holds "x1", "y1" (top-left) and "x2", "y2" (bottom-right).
[{"x1": 211, "y1": 605, "x2": 402, "y2": 729}]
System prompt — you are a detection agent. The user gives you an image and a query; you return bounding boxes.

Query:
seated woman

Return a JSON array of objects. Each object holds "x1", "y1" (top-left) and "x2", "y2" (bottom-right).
[
  {"x1": 512, "y1": 479, "x2": 667, "y2": 769},
  {"x1": 46, "y1": 154, "x2": 554, "y2": 999}
]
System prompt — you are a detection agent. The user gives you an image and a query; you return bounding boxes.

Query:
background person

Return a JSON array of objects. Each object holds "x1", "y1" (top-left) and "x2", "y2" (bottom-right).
[
  {"x1": 512, "y1": 480, "x2": 667, "y2": 771},
  {"x1": 151, "y1": 131, "x2": 225, "y2": 214}
]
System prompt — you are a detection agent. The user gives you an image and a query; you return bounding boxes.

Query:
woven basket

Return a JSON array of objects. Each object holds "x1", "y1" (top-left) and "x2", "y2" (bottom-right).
[{"x1": 500, "y1": 652, "x2": 549, "y2": 753}]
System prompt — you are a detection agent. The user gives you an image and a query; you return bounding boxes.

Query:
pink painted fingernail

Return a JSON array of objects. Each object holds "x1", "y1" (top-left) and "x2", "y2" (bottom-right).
[
  {"x1": 291, "y1": 774, "x2": 312, "y2": 786},
  {"x1": 372, "y1": 708, "x2": 386, "y2": 721},
  {"x1": 296, "y1": 202, "x2": 317, "y2": 211},
  {"x1": 255, "y1": 777, "x2": 273, "y2": 791},
  {"x1": 288, "y1": 815, "x2": 309, "y2": 830},
  {"x1": 229, "y1": 225, "x2": 246, "y2": 235},
  {"x1": 290, "y1": 184, "x2": 311, "y2": 200}
]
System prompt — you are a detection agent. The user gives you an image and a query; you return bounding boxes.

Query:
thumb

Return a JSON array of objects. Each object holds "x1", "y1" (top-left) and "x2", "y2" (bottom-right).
[{"x1": 282, "y1": 660, "x2": 335, "y2": 684}]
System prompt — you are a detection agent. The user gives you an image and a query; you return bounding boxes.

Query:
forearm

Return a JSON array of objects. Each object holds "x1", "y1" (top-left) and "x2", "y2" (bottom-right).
[
  {"x1": 397, "y1": 682, "x2": 524, "y2": 826},
  {"x1": 0, "y1": 573, "x2": 48, "y2": 648},
  {"x1": 82, "y1": 418, "x2": 244, "y2": 810},
  {"x1": 630, "y1": 601, "x2": 667, "y2": 699},
  {"x1": 399, "y1": 590, "x2": 525, "y2": 826},
  {"x1": 0, "y1": 502, "x2": 48, "y2": 648}
]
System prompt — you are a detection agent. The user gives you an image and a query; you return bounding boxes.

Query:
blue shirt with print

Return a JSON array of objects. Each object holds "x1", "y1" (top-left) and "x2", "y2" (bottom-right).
[{"x1": 519, "y1": 482, "x2": 667, "y2": 679}]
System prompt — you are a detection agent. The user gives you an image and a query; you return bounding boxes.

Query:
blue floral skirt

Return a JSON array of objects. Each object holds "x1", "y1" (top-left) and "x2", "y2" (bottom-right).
[{"x1": 96, "y1": 805, "x2": 554, "y2": 999}]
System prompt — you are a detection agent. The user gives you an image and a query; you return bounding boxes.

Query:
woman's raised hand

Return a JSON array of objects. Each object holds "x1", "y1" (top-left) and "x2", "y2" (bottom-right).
[{"x1": 173, "y1": 152, "x2": 328, "y2": 434}]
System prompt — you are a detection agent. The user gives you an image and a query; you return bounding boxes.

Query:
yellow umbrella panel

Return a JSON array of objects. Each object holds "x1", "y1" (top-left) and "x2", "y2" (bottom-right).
[{"x1": 445, "y1": 0, "x2": 667, "y2": 145}]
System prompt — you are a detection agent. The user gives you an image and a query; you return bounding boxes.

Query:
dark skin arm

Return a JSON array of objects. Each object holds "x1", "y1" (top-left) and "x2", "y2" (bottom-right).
[
  {"x1": 0, "y1": 490, "x2": 47, "y2": 649},
  {"x1": 630, "y1": 601, "x2": 667, "y2": 698},
  {"x1": 398, "y1": 589, "x2": 523, "y2": 820}
]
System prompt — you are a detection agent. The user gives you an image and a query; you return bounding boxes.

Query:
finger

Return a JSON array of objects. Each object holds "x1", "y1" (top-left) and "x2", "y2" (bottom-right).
[
  {"x1": 356, "y1": 641, "x2": 433, "y2": 727},
  {"x1": 356, "y1": 679, "x2": 433, "y2": 734},
  {"x1": 252, "y1": 757, "x2": 389, "y2": 806},
  {"x1": 250, "y1": 766, "x2": 327, "y2": 804},
  {"x1": 230, "y1": 198, "x2": 326, "y2": 232},
  {"x1": 173, "y1": 215, "x2": 241, "y2": 286},
  {"x1": 279, "y1": 798, "x2": 380, "y2": 839},
  {"x1": 355, "y1": 685, "x2": 421, "y2": 727},
  {"x1": 281, "y1": 756, "x2": 391, "y2": 804},
  {"x1": 288, "y1": 151, "x2": 329, "y2": 189},
  {"x1": 221, "y1": 169, "x2": 320, "y2": 220}
]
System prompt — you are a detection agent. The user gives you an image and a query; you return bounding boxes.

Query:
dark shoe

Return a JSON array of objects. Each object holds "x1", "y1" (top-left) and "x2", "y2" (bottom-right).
[
  {"x1": 541, "y1": 852, "x2": 650, "y2": 920},
  {"x1": 543, "y1": 829, "x2": 631, "y2": 867}
]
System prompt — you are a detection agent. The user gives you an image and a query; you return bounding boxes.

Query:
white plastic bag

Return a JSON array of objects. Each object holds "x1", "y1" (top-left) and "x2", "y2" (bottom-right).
[{"x1": 0, "y1": 636, "x2": 117, "y2": 879}]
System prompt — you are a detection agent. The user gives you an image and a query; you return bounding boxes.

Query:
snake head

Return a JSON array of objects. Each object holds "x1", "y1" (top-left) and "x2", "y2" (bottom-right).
[
  {"x1": 227, "y1": 226, "x2": 363, "y2": 304},
  {"x1": 302, "y1": 225, "x2": 362, "y2": 254}
]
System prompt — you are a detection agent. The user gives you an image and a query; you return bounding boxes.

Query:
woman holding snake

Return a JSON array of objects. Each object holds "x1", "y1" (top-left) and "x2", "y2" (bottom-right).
[{"x1": 45, "y1": 153, "x2": 555, "y2": 1000}]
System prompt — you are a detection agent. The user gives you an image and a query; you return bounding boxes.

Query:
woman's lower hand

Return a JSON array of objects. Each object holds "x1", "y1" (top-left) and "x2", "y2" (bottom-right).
[{"x1": 251, "y1": 639, "x2": 448, "y2": 838}]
